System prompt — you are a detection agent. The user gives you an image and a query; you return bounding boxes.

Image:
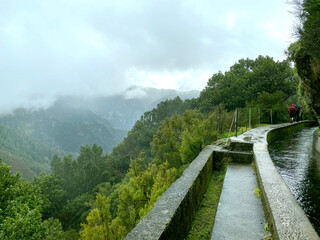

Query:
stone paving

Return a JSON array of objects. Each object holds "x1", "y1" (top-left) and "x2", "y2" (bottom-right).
[
  {"x1": 212, "y1": 121, "x2": 319, "y2": 240},
  {"x1": 211, "y1": 164, "x2": 267, "y2": 240}
]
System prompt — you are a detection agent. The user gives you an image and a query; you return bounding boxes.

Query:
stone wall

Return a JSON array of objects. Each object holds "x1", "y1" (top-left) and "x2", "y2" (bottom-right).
[
  {"x1": 125, "y1": 144, "x2": 253, "y2": 239},
  {"x1": 253, "y1": 121, "x2": 319, "y2": 240},
  {"x1": 125, "y1": 121, "x2": 319, "y2": 240},
  {"x1": 125, "y1": 146, "x2": 215, "y2": 240}
]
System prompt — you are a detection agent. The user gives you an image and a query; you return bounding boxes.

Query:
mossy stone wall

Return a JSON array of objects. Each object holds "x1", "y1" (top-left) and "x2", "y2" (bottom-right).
[{"x1": 125, "y1": 146, "x2": 215, "y2": 240}]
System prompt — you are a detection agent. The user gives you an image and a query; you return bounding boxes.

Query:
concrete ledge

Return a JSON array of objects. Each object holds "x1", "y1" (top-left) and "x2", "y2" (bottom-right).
[
  {"x1": 211, "y1": 146, "x2": 253, "y2": 166},
  {"x1": 125, "y1": 145, "x2": 253, "y2": 240},
  {"x1": 125, "y1": 145, "x2": 215, "y2": 240},
  {"x1": 239, "y1": 121, "x2": 319, "y2": 240},
  {"x1": 125, "y1": 121, "x2": 318, "y2": 240}
]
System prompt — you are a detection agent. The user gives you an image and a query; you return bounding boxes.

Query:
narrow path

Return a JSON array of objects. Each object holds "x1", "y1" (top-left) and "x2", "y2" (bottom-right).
[{"x1": 211, "y1": 164, "x2": 267, "y2": 240}]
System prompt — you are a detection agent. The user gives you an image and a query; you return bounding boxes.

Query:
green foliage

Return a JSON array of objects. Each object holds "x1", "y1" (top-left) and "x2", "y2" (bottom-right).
[
  {"x1": 146, "y1": 162, "x2": 177, "y2": 210},
  {"x1": 0, "y1": 107, "x2": 127, "y2": 154},
  {"x1": 57, "y1": 193, "x2": 93, "y2": 230},
  {"x1": 180, "y1": 110, "x2": 205, "y2": 164},
  {"x1": 1, "y1": 53, "x2": 301, "y2": 239},
  {"x1": 0, "y1": 125, "x2": 62, "y2": 179},
  {"x1": 152, "y1": 115, "x2": 184, "y2": 168},
  {"x1": 0, "y1": 160, "x2": 67, "y2": 240},
  {"x1": 288, "y1": 0, "x2": 320, "y2": 116},
  {"x1": 33, "y1": 173, "x2": 67, "y2": 219},
  {"x1": 264, "y1": 223, "x2": 269, "y2": 231},
  {"x1": 81, "y1": 106, "x2": 231, "y2": 238},
  {"x1": 80, "y1": 194, "x2": 113, "y2": 240},
  {"x1": 51, "y1": 144, "x2": 108, "y2": 200},
  {"x1": 186, "y1": 169, "x2": 226, "y2": 240},
  {"x1": 42, "y1": 218, "x2": 69, "y2": 240},
  {"x1": 36, "y1": 145, "x2": 111, "y2": 230},
  {"x1": 108, "y1": 96, "x2": 193, "y2": 183},
  {"x1": 254, "y1": 187, "x2": 261, "y2": 198},
  {"x1": 296, "y1": 0, "x2": 320, "y2": 60},
  {"x1": 80, "y1": 194, "x2": 126, "y2": 240},
  {"x1": 198, "y1": 56, "x2": 296, "y2": 112}
]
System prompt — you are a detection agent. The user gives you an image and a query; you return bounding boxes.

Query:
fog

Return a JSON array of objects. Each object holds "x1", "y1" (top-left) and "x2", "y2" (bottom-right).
[{"x1": 0, "y1": 0, "x2": 296, "y2": 114}]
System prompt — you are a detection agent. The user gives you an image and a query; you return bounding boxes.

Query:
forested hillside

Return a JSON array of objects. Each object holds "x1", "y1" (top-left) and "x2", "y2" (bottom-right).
[
  {"x1": 0, "y1": 87, "x2": 198, "y2": 180},
  {"x1": 0, "y1": 125, "x2": 65, "y2": 180},
  {"x1": 287, "y1": 0, "x2": 320, "y2": 121},
  {"x1": 0, "y1": 55, "x2": 305, "y2": 240},
  {"x1": 0, "y1": 105, "x2": 127, "y2": 154},
  {"x1": 51, "y1": 87, "x2": 200, "y2": 131}
]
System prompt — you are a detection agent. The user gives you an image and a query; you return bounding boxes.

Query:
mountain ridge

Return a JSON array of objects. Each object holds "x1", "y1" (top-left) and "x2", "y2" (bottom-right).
[{"x1": 0, "y1": 87, "x2": 199, "y2": 179}]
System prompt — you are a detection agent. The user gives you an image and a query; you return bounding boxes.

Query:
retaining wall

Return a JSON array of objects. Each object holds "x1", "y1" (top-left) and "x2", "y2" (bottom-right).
[
  {"x1": 124, "y1": 146, "x2": 215, "y2": 240},
  {"x1": 242, "y1": 121, "x2": 319, "y2": 240},
  {"x1": 126, "y1": 121, "x2": 319, "y2": 239},
  {"x1": 125, "y1": 145, "x2": 252, "y2": 239}
]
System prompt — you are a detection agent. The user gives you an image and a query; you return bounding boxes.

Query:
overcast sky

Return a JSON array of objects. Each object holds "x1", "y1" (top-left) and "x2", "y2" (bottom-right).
[{"x1": 0, "y1": 0, "x2": 297, "y2": 113}]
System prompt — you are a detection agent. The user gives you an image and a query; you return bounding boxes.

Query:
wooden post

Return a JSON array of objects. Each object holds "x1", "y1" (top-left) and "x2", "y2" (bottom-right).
[
  {"x1": 236, "y1": 108, "x2": 238, "y2": 137},
  {"x1": 249, "y1": 108, "x2": 251, "y2": 129}
]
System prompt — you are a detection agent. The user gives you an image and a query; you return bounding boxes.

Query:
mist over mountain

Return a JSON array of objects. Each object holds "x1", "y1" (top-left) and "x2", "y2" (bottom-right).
[
  {"x1": 56, "y1": 86, "x2": 200, "y2": 130},
  {"x1": 0, "y1": 106, "x2": 127, "y2": 154},
  {"x1": 0, "y1": 86, "x2": 198, "y2": 178},
  {"x1": 0, "y1": 124, "x2": 64, "y2": 180}
]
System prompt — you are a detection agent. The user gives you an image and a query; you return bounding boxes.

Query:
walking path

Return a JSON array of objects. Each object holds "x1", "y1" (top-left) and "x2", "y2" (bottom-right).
[{"x1": 211, "y1": 164, "x2": 267, "y2": 240}]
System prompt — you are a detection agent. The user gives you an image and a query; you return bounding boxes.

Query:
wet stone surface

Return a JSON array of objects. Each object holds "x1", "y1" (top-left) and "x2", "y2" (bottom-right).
[
  {"x1": 269, "y1": 126, "x2": 320, "y2": 235},
  {"x1": 211, "y1": 164, "x2": 267, "y2": 240}
]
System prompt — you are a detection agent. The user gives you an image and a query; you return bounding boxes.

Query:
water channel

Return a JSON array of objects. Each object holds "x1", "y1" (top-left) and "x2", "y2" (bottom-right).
[{"x1": 268, "y1": 126, "x2": 320, "y2": 234}]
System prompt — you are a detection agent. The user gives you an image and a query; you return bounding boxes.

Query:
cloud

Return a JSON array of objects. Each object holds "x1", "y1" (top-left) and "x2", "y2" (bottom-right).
[
  {"x1": 123, "y1": 86, "x2": 147, "y2": 99},
  {"x1": 0, "y1": 0, "x2": 296, "y2": 113}
]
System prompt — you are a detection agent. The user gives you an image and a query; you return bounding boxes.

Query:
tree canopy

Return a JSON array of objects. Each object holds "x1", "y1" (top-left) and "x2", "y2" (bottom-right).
[
  {"x1": 287, "y1": 0, "x2": 320, "y2": 119},
  {"x1": 0, "y1": 53, "x2": 302, "y2": 239},
  {"x1": 198, "y1": 56, "x2": 296, "y2": 112}
]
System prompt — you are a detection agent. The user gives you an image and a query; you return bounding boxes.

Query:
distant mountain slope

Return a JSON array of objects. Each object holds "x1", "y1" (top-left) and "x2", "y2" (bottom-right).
[
  {"x1": 0, "y1": 86, "x2": 198, "y2": 179},
  {"x1": 57, "y1": 86, "x2": 200, "y2": 130},
  {"x1": 0, "y1": 125, "x2": 63, "y2": 180},
  {"x1": 0, "y1": 105, "x2": 127, "y2": 154}
]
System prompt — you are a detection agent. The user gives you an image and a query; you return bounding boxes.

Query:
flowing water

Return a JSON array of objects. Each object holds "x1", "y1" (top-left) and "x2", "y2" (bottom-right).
[{"x1": 268, "y1": 126, "x2": 320, "y2": 234}]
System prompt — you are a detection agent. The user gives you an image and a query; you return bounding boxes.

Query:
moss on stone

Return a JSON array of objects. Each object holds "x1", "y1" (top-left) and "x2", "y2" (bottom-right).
[{"x1": 186, "y1": 168, "x2": 226, "y2": 240}]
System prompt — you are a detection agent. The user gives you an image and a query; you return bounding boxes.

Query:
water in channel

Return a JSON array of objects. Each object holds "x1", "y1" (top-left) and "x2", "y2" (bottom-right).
[{"x1": 268, "y1": 126, "x2": 320, "y2": 234}]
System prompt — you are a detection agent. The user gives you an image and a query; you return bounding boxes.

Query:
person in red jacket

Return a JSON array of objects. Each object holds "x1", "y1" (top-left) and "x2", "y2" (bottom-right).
[{"x1": 288, "y1": 104, "x2": 296, "y2": 123}]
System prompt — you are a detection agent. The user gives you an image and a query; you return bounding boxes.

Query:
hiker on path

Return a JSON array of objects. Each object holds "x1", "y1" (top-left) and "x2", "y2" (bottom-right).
[
  {"x1": 288, "y1": 104, "x2": 296, "y2": 123},
  {"x1": 295, "y1": 104, "x2": 301, "y2": 121}
]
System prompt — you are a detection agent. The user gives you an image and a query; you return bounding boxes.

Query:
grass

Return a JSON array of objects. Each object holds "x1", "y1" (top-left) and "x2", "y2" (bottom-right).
[
  {"x1": 254, "y1": 187, "x2": 261, "y2": 198},
  {"x1": 186, "y1": 168, "x2": 226, "y2": 240}
]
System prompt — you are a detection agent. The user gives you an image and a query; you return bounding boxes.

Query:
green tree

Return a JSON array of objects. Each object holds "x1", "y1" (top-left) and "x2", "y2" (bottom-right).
[
  {"x1": 198, "y1": 56, "x2": 296, "y2": 112},
  {"x1": 180, "y1": 110, "x2": 205, "y2": 164},
  {"x1": 152, "y1": 115, "x2": 184, "y2": 168},
  {"x1": 33, "y1": 173, "x2": 67, "y2": 219},
  {"x1": 287, "y1": 0, "x2": 320, "y2": 119},
  {"x1": 0, "y1": 160, "x2": 67, "y2": 239},
  {"x1": 80, "y1": 194, "x2": 124, "y2": 240}
]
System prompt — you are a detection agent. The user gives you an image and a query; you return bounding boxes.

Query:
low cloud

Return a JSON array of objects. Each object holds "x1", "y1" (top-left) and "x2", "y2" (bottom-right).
[{"x1": 0, "y1": 0, "x2": 296, "y2": 114}]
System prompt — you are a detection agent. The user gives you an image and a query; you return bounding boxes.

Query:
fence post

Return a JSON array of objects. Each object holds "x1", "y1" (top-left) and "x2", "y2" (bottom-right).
[
  {"x1": 249, "y1": 108, "x2": 251, "y2": 129},
  {"x1": 258, "y1": 108, "x2": 260, "y2": 126},
  {"x1": 236, "y1": 108, "x2": 238, "y2": 137},
  {"x1": 270, "y1": 109, "x2": 273, "y2": 124}
]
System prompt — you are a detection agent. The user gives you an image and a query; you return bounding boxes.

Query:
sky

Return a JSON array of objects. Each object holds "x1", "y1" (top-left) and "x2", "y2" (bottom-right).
[{"x1": 0, "y1": 0, "x2": 297, "y2": 113}]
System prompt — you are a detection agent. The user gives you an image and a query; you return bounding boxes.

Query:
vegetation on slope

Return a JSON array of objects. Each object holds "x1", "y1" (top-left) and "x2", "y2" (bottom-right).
[
  {"x1": 186, "y1": 167, "x2": 227, "y2": 240},
  {"x1": 0, "y1": 55, "x2": 305, "y2": 239},
  {"x1": 287, "y1": 0, "x2": 320, "y2": 118},
  {"x1": 0, "y1": 106, "x2": 127, "y2": 154},
  {"x1": 0, "y1": 125, "x2": 65, "y2": 180}
]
